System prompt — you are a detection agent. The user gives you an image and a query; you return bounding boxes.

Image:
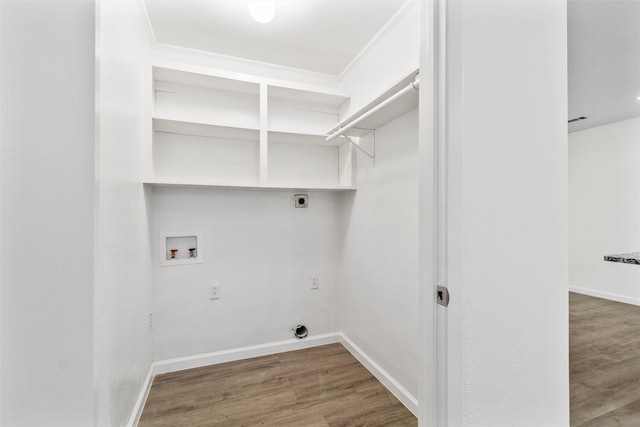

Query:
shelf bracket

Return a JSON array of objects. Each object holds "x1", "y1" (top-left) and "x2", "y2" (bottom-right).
[{"x1": 341, "y1": 133, "x2": 375, "y2": 163}]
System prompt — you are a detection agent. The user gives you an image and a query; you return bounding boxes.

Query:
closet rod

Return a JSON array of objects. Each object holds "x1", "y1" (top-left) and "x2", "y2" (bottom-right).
[{"x1": 326, "y1": 75, "x2": 420, "y2": 142}]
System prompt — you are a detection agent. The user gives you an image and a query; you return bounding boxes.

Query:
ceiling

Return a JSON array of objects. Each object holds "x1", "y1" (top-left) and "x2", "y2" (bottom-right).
[
  {"x1": 568, "y1": 0, "x2": 640, "y2": 132},
  {"x1": 143, "y1": 0, "x2": 408, "y2": 76},
  {"x1": 143, "y1": 0, "x2": 640, "y2": 132}
]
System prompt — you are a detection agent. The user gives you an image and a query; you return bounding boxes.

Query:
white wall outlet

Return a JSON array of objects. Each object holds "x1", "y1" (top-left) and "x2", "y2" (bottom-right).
[
  {"x1": 210, "y1": 283, "x2": 220, "y2": 300},
  {"x1": 309, "y1": 276, "x2": 319, "y2": 290}
]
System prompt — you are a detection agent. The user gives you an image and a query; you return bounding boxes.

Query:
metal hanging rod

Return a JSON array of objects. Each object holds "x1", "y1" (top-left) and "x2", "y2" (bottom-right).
[{"x1": 326, "y1": 75, "x2": 420, "y2": 143}]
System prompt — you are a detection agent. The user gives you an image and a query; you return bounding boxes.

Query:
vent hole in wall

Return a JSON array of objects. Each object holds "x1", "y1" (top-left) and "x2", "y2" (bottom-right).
[{"x1": 293, "y1": 325, "x2": 308, "y2": 339}]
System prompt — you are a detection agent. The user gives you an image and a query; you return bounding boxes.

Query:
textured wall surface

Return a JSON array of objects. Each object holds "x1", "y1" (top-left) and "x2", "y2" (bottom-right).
[
  {"x1": 151, "y1": 188, "x2": 341, "y2": 360},
  {"x1": 339, "y1": 109, "x2": 420, "y2": 399},
  {"x1": 94, "y1": 0, "x2": 154, "y2": 425},
  {"x1": 447, "y1": 1, "x2": 570, "y2": 425}
]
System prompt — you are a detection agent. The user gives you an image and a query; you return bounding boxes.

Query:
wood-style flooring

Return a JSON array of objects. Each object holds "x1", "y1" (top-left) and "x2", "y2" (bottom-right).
[
  {"x1": 570, "y1": 292, "x2": 640, "y2": 426},
  {"x1": 138, "y1": 343, "x2": 417, "y2": 426}
]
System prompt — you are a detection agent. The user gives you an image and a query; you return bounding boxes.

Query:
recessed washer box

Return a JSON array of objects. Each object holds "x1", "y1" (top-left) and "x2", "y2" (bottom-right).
[{"x1": 160, "y1": 231, "x2": 203, "y2": 266}]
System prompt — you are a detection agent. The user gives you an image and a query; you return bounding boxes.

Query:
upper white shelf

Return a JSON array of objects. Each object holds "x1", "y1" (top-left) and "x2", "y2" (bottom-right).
[
  {"x1": 326, "y1": 70, "x2": 419, "y2": 140},
  {"x1": 154, "y1": 67, "x2": 260, "y2": 95},
  {"x1": 148, "y1": 64, "x2": 355, "y2": 191},
  {"x1": 268, "y1": 84, "x2": 348, "y2": 107}
]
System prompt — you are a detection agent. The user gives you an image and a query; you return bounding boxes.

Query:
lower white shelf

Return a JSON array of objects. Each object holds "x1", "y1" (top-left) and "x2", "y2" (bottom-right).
[{"x1": 143, "y1": 180, "x2": 356, "y2": 192}]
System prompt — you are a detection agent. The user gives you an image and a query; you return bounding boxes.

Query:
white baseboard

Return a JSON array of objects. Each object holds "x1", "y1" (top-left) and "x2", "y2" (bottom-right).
[
  {"x1": 152, "y1": 333, "x2": 341, "y2": 375},
  {"x1": 127, "y1": 333, "x2": 340, "y2": 426},
  {"x1": 339, "y1": 333, "x2": 418, "y2": 417},
  {"x1": 127, "y1": 365, "x2": 154, "y2": 427},
  {"x1": 570, "y1": 286, "x2": 640, "y2": 306},
  {"x1": 127, "y1": 332, "x2": 417, "y2": 425}
]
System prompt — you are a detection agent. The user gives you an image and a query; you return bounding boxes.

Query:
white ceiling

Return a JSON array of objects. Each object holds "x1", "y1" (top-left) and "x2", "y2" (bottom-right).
[
  {"x1": 143, "y1": 0, "x2": 408, "y2": 76},
  {"x1": 143, "y1": 0, "x2": 640, "y2": 132},
  {"x1": 568, "y1": 0, "x2": 640, "y2": 132}
]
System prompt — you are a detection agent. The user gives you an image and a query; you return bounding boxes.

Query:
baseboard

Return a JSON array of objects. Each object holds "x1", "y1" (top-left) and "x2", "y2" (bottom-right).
[
  {"x1": 152, "y1": 333, "x2": 341, "y2": 375},
  {"x1": 570, "y1": 286, "x2": 640, "y2": 306},
  {"x1": 338, "y1": 333, "x2": 418, "y2": 417},
  {"x1": 127, "y1": 365, "x2": 154, "y2": 427}
]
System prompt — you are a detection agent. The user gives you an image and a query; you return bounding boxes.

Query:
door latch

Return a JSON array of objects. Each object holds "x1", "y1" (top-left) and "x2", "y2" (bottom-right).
[{"x1": 436, "y1": 286, "x2": 449, "y2": 307}]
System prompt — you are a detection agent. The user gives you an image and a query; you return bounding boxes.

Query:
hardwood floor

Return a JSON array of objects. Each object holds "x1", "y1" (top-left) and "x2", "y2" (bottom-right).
[
  {"x1": 570, "y1": 292, "x2": 640, "y2": 426},
  {"x1": 139, "y1": 294, "x2": 640, "y2": 426},
  {"x1": 138, "y1": 343, "x2": 417, "y2": 426}
]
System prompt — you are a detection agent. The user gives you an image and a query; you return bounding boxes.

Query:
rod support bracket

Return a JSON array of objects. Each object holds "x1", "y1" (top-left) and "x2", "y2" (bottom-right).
[{"x1": 341, "y1": 134, "x2": 375, "y2": 162}]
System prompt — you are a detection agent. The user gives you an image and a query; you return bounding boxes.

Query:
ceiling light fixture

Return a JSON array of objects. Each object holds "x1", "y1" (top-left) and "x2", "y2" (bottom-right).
[{"x1": 248, "y1": 1, "x2": 276, "y2": 24}]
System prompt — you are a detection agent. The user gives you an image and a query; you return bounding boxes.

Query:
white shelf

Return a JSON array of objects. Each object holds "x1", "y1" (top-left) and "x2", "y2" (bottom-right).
[
  {"x1": 147, "y1": 65, "x2": 355, "y2": 191},
  {"x1": 154, "y1": 67, "x2": 259, "y2": 95},
  {"x1": 268, "y1": 130, "x2": 342, "y2": 146},
  {"x1": 153, "y1": 118, "x2": 259, "y2": 141},
  {"x1": 326, "y1": 69, "x2": 419, "y2": 138},
  {"x1": 267, "y1": 85, "x2": 347, "y2": 137},
  {"x1": 268, "y1": 84, "x2": 348, "y2": 107},
  {"x1": 143, "y1": 179, "x2": 356, "y2": 192}
]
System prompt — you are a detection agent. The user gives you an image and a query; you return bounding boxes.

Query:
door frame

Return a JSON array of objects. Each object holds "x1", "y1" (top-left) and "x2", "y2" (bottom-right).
[{"x1": 418, "y1": 0, "x2": 444, "y2": 425}]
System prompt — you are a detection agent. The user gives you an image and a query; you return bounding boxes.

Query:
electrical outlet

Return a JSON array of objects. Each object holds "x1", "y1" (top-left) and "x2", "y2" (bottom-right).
[
  {"x1": 310, "y1": 276, "x2": 319, "y2": 290},
  {"x1": 210, "y1": 283, "x2": 220, "y2": 300},
  {"x1": 149, "y1": 313, "x2": 153, "y2": 329}
]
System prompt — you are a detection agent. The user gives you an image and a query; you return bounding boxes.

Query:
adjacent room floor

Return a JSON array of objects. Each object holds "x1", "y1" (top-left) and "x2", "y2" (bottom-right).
[
  {"x1": 139, "y1": 343, "x2": 417, "y2": 426},
  {"x1": 570, "y1": 292, "x2": 640, "y2": 426}
]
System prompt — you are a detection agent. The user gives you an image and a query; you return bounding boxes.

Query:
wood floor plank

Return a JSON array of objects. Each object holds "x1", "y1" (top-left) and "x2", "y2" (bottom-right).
[
  {"x1": 139, "y1": 343, "x2": 416, "y2": 426},
  {"x1": 570, "y1": 292, "x2": 640, "y2": 427}
]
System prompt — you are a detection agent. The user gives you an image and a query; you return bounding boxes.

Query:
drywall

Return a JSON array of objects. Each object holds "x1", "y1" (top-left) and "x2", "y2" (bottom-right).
[
  {"x1": 151, "y1": 188, "x2": 341, "y2": 360},
  {"x1": 0, "y1": 1, "x2": 95, "y2": 424},
  {"x1": 569, "y1": 117, "x2": 640, "y2": 303},
  {"x1": 333, "y1": 0, "x2": 421, "y2": 405},
  {"x1": 445, "y1": 1, "x2": 570, "y2": 425},
  {"x1": 339, "y1": 0, "x2": 419, "y2": 117},
  {"x1": 339, "y1": 109, "x2": 420, "y2": 400},
  {"x1": 94, "y1": 0, "x2": 154, "y2": 425}
]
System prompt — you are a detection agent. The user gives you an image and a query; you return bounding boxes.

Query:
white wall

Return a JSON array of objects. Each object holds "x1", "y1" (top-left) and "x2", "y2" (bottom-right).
[
  {"x1": 569, "y1": 117, "x2": 640, "y2": 303},
  {"x1": 339, "y1": 109, "x2": 420, "y2": 399},
  {"x1": 0, "y1": 1, "x2": 95, "y2": 425},
  {"x1": 332, "y1": 0, "x2": 421, "y2": 405},
  {"x1": 151, "y1": 188, "x2": 341, "y2": 360},
  {"x1": 445, "y1": 1, "x2": 569, "y2": 425},
  {"x1": 94, "y1": 0, "x2": 154, "y2": 425},
  {"x1": 339, "y1": 0, "x2": 420, "y2": 117}
]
